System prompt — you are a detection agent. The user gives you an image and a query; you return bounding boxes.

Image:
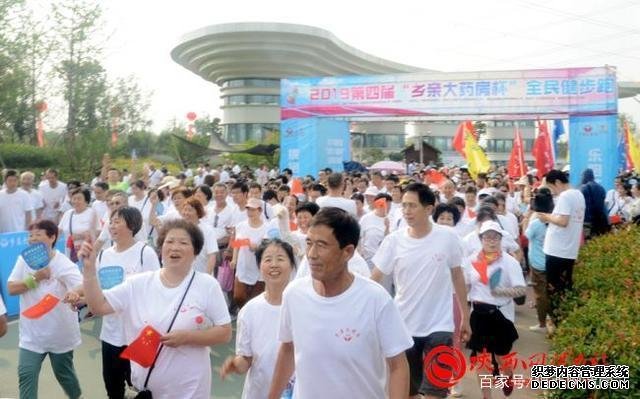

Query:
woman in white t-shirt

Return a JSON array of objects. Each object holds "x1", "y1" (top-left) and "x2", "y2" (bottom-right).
[
  {"x1": 221, "y1": 239, "x2": 296, "y2": 399},
  {"x1": 58, "y1": 187, "x2": 100, "y2": 262},
  {"x1": 462, "y1": 221, "x2": 526, "y2": 399},
  {"x1": 179, "y1": 197, "x2": 219, "y2": 274},
  {"x1": 68, "y1": 207, "x2": 161, "y2": 398},
  {"x1": 8, "y1": 220, "x2": 83, "y2": 399},
  {"x1": 75, "y1": 219, "x2": 232, "y2": 399},
  {"x1": 232, "y1": 198, "x2": 268, "y2": 308},
  {"x1": 0, "y1": 294, "x2": 6, "y2": 337}
]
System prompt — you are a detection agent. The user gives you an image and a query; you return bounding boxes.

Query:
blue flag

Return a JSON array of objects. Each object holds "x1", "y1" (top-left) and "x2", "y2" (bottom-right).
[{"x1": 553, "y1": 120, "x2": 565, "y2": 160}]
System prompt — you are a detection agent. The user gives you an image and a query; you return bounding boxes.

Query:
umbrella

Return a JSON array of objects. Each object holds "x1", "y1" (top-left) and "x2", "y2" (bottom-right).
[{"x1": 369, "y1": 161, "x2": 406, "y2": 173}]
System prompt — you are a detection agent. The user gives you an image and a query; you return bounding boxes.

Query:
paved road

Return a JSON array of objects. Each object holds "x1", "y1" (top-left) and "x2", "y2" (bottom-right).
[{"x1": 0, "y1": 289, "x2": 548, "y2": 398}]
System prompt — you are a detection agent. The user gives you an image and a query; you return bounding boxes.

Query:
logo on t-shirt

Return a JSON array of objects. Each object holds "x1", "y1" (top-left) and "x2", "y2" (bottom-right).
[{"x1": 335, "y1": 328, "x2": 360, "y2": 342}]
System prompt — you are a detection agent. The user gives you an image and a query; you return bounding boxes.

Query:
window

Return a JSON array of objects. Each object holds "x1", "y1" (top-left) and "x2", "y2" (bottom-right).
[
  {"x1": 223, "y1": 123, "x2": 279, "y2": 144},
  {"x1": 222, "y1": 78, "x2": 280, "y2": 89},
  {"x1": 223, "y1": 95, "x2": 279, "y2": 105},
  {"x1": 363, "y1": 134, "x2": 405, "y2": 148}
]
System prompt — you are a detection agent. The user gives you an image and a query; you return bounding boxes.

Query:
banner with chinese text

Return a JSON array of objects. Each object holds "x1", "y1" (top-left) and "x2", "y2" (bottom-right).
[{"x1": 281, "y1": 67, "x2": 617, "y2": 119}]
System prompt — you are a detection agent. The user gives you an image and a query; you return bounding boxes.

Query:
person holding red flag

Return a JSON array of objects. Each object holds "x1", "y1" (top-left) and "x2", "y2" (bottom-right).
[
  {"x1": 463, "y1": 221, "x2": 527, "y2": 398},
  {"x1": 7, "y1": 220, "x2": 83, "y2": 399},
  {"x1": 77, "y1": 219, "x2": 232, "y2": 398}
]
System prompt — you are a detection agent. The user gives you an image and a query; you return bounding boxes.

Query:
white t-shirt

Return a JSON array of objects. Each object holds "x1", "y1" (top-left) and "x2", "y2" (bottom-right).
[
  {"x1": 462, "y1": 229, "x2": 520, "y2": 258},
  {"x1": 192, "y1": 222, "x2": 219, "y2": 273},
  {"x1": 8, "y1": 250, "x2": 82, "y2": 353},
  {"x1": 279, "y1": 275, "x2": 413, "y2": 399},
  {"x1": 315, "y1": 196, "x2": 357, "y2": 217},
  {"x1": 235, "y1": 221, "x2": 268, "y2": 285},
  {"x1": 296, "y1": 252, "x2": 371, "y2": 280},
  {"x1": 0, "y1": 189, "x2": 33, "y2": 233},
  {"x1": 98, "y1": 242, "x2": 161, "y2": 346},
  {"x1": 22, "y1": 188, "x2": 44, "y2": 221},
  {"x1": 498, "y1": 212, "x2": 520, "y2": 240},
  {"x1": 104, "y1": 271, "x2": 231, "y2": 398},
  {"x1": 359, "y1": 212, "x2": 386, "y2": 265},
  {"x1": 39, "y1": 181, "x2": 68, "y2": 221},
  {"x1": 236, "y1": 294, "x2": 282, "y2": 399},
  {"x1": 463, "y1": 250, "x2": 526, "y2": 322},
  {"x1": 92, "y1": 199, "x2": 109, "y2": 221},
  {"x1": 207, "y1": 202, "x2": 236, "y2": 241},
  {"x1": 58, "y1": 207, "x2": 100, "y2": 238},
  {"x1": 373, "y1": 224, "x2": 462, "y2": 337},
  {"x1": 543, "y1": 189, "x2": 585, "y2": 260},
  {"x1": 0, "y1": 295, "x2": 5, "y2": 315},
  {"x1": 148, "y1": 169, "x2": 164, "y2": 187}
]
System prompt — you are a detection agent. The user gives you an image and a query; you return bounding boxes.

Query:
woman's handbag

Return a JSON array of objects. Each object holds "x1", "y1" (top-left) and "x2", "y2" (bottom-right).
[
  {"x1": 134, "y1": 272, "x2": 196, "y2": 398},
  {"x1": 217, "y1": 259, "x2": 234, "y2": 292}
]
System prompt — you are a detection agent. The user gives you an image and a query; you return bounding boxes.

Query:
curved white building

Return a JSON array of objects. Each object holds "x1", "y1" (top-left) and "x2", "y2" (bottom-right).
[{"x1": 171, "y1": 22, "x2": 425, "y2": 144}]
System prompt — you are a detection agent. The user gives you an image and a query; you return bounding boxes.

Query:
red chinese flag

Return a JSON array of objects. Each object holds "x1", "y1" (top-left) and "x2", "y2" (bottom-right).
[
  {"x1": 230, "y1": 238, "x2": 251, "y2": 249},
  {"x1": 507, "y1": 127, "x2": 528, "y2": 178},
  {"x1": 424, "y1": 169, "x2": 447, "y2": 188},
  {"x1": 22, "y1": 294, "x2": 60, "y2": 319},
  {"x1": 291, "y1": 178, "x2": 303, "y2": 195},
  {"x1": 373, "y1": 198, "x2": 387, "y2": 210},
  {"x1": 532, "y1": 121, "x2": 555, "y2": 179},
  {"x1": 120, "y1": 325, "x2": 162, "y2": 368}
]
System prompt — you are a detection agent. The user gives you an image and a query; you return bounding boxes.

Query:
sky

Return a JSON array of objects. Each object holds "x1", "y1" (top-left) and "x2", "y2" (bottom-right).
[{"x1": 83, "y1": 0, "x2": 640, "y2": 129}]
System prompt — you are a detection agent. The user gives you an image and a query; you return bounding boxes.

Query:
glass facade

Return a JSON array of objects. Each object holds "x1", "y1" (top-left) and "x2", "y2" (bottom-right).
[
  {"x1": 223, "y1": 95, "x2": 279, "y2": 106},
  {"x1": 222, "y1": 78, "x2": 280, "y2": 88},
  {"x1": 360, "y1": 134, "x2": 405, "y2": 148},
  {"x1": 224, "y1": 123, "x2": 279, "y2": 144}
]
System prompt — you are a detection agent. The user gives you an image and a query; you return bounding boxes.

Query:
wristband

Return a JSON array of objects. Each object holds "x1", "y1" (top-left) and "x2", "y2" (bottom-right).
[{"x1": 24, "y1": 274, "x2": 38, "y2": 290}]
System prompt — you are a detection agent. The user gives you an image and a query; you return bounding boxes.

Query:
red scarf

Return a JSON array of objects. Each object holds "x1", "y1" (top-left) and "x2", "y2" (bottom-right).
[{"x1": 472, "y1": 251, "x2": 500, "y2": 285}]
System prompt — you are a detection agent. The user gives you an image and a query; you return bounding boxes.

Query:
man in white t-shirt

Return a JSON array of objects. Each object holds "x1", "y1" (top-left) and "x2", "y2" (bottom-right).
[
  {"x1": 371, "y1": 183, "x2": 470, "y2": 399},
  {"x1": 39, "y1": 168, "x2": 68, "y2": 223},
  {"x1": 0, "y1": 170, "x2": 33, "y2": 233},
  {"x1": 21, "y1": 171, "x2": 44, "y2": 222},
  {"x1": 268, "y1": 207, "x2": 412, "y2": 399},
  {"x1": 316, "y1": 173, "x2": 357, "y2": 216},
  {"x1": 537, "y1": 170, "x2": 585, "y2": 326}
]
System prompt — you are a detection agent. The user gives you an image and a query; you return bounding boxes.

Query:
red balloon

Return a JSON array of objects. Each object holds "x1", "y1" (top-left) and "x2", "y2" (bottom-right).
[{"x1": 186, "y1": 112, "x2": 197, "y2": 121}]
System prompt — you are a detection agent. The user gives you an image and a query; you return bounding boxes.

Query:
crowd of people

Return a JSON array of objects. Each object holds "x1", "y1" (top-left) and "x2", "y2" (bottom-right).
[{"x1": 1, "y1": 159, "x2": 639, "y2": 399}]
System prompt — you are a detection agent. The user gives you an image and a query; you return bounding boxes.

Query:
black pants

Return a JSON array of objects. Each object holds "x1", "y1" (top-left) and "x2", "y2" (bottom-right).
[
  {"x1": 101, "y1": 341, "x2": 132, "y2": 399},
  {"x1": 545, "y1": 254, "x2": 575, "y2": 323}
]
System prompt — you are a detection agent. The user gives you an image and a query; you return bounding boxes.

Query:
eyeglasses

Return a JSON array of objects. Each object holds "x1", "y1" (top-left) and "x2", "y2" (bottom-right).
[{"x1": 481, "y1": 234, "x2": 502, "y2": 242}]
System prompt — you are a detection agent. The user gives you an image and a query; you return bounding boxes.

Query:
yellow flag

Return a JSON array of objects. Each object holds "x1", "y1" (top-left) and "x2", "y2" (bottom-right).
[
  {"x1": 464, "y1": 130, "x2": 490, "y2": 179},
  {"x1": 626, "y1": 122, "x2": 640, "y2": 172}
]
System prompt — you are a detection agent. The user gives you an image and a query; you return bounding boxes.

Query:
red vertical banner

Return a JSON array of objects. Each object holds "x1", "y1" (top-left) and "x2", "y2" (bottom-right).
[{"x1": 35, "y1": 101, "x2": 47, "y2": 147}]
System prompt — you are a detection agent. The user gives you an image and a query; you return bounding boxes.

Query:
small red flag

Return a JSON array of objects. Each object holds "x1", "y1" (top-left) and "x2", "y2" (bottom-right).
[
  {"x1": 230, "y1": 238, "x2": 251, "y2": 249},
  {"x1": 22, "y1": 294, "x2": 60, "y2": 319},
  {"x1": 424, "y1": 169, "x2": 447, "y2": 188},
  {"x1": 291, "y1": 179, "x2": 304, "y2": 195},
  {"x1": 120, "y1": 325, "x2": 162, "y2": 368},
  {"x1": 373, "y1": 198, "x2": 387, "y2": 210}
]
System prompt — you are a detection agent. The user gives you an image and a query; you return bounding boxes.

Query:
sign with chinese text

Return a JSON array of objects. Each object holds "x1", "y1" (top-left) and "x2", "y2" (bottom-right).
[
  {"x1": 569, "y1": 115, "x2": 620, "y2": 191},
  {"x1": 281, "y1": 67, "x2": 617, "y2": 119}
]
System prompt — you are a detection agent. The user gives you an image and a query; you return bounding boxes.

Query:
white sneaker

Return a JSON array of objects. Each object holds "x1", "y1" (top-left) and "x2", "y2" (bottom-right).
[
  {"x1": 546, "y1": 317, "x2": 556, "y2": 336},
  {"x1": 529, "y1": 324, "x2": 547, "y2": 332}
]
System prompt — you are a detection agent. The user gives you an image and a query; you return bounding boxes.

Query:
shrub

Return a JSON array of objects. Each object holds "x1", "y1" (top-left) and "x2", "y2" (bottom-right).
[
  {"x1": 548, "y1": 226, "x2": 640, "y2": 398},
  {"x1": 0, "y1": 144, "x2": 63, "y2": 169}
]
